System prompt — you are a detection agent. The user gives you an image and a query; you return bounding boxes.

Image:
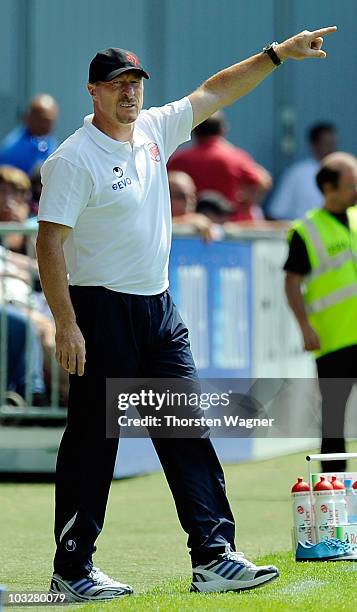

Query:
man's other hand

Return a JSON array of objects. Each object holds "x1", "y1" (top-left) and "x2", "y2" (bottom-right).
[
  {"x1": 302, "y1": 323, "x2": 321, "y2": 352},
  {"x1": 55, "y1": 321, "x2": 86, "y2": 376}
]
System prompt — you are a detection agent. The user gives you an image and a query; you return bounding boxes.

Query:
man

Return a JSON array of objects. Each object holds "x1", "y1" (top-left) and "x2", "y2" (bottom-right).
[
  {"x1": 169, "y1": 170, "x2": 216, "y2": 241},
  {"x1": 0, "y1": 94, "x2": 59, "y2": 175},
  {"x1": 284, "y1": 152, "x2": 357, "y2": 473},
  {"x1": 269, "y1": 122, "x2": 338, "y2": 219},
  {"x1": 168, "y1": 111, "x2": 272, "y2": 221},
  {"x1": 36, "y1": 28, "x2": 336, "y2": 602}
]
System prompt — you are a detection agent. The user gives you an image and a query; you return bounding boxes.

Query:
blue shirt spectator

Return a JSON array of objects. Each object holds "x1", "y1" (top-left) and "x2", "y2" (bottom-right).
[
  {"x1": 268, "y1": 122, "x2": 338, "y2": 220},
  {"x1": 0, "y1": 94, "x2": 59, "y2": 175}
]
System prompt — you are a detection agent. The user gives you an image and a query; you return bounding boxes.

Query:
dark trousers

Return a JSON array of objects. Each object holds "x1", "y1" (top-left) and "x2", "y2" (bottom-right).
[
  {"x1": 316, "y1": 344, "x2": 357, "y2": 473},
  {"x1": 54, "y1": 286, "x2": 235, "y2": 579}
]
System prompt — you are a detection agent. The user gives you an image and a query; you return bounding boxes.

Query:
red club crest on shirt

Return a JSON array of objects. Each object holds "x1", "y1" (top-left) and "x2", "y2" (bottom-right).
[
  {"x1": 148, "y1": 142, "x2": 161, "y2": 162},
  {"x1": 126, "y1": 53, "x2": 139, "y2": 66}
]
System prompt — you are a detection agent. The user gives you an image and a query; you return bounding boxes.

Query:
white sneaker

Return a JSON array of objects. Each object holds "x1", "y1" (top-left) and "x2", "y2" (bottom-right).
[
  {"x1": 49, "y1": 566, "x2": 133, "y2": 602},
  {"x1": 191, "y1": 545, "x2": 279, "y2": 593}
]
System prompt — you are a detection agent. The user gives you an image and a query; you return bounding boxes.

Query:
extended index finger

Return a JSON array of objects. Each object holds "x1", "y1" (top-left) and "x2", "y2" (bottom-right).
[{"x1": 309, "y1": 26, "x2": 337, "y2": 39}]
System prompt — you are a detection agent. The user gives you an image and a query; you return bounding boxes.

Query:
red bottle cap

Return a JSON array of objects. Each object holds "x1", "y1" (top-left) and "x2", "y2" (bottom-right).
[
  {"x1": 331, "y1": 475, "x2": 345, "y2": 490},
  {"x1": 291, "y1": 477, "x2": 310, "y2": 492},
  {"x1": 314, "y1": 476, "x2": 333, "y2": 491}
]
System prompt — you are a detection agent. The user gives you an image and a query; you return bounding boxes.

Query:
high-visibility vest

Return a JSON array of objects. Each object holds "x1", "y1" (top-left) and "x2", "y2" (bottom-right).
[{"x1": 289, "y1": 206, "x2": 357, "y2": 357}]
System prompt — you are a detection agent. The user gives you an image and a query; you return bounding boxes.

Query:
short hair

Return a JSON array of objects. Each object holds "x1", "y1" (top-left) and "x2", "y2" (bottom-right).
[
  {"x1": 0, "y1": 165, "x2": 31, "y2": 192},
  {"x1": 308, "y1": 122, "x2": 336, "y2": 144},
  {"x1": 316, "y1": 166, "x2": 340, "y2": 193},
  {"x1": 193, "y1": 114, "x2": 226, "y2": 138}
]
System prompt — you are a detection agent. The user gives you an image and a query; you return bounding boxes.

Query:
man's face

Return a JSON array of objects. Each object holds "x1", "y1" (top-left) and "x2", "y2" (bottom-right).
[
  {"x1": 169, "y1": 177, "x2": 197, "y2": 217},
  {"x1": 0, "y1": 182, "x2": 29, "y2": 222},
  {"x1": 334, "y1": 167, "x2": 357, "y2": 209},
  {"x1": 26, "y1": 106, "x2": 58, "y2": 136},
  {"x1": 89, "y1": 71, "x2": 144, "y2": 126},
  {"x1": 327, "y1": 166, "x2": 357, "y2": 211},
  {"x1": 313, "y1": 130, "x2": 338, "y2": 160}
]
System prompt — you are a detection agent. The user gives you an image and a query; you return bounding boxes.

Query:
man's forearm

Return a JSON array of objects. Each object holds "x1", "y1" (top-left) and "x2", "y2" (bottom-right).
[
  {"x1": 285, "y1": 273, "x2": 309, "y2": 330},
  {"x1": 201, "y1": 52, "x2": 276, "y2": 109},
  {"x1": 189, "y1": 27, "x2": 336, "y2": 127},
  {"x1": 36, "y1": 235, "x2": 76, "y2": 326}
]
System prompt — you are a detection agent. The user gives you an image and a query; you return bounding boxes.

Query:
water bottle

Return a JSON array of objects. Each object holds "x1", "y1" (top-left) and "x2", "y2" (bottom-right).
[
  {"x1": 331, "y1": 476, "x2": 348, "y2": 525},
  {"x1": 345, "y1": 478, "x2": 357, "y2": 523},
  {"x1": 291, "y1": 477, "x2": 314, "y2": 542},
  {"x1": 313, "y1": 476, "x2": 335, "y2": 540}
]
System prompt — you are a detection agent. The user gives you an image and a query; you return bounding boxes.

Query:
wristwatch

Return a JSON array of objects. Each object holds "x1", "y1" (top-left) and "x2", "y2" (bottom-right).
[{"x1": 263, "y1": 42, "x2": 283, "y2": 66}]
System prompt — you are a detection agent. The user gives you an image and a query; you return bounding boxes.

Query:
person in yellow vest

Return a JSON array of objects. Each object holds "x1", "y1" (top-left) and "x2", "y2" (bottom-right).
[{"x1": 284, "y1": 152, "x2": 357, "y2": 473}]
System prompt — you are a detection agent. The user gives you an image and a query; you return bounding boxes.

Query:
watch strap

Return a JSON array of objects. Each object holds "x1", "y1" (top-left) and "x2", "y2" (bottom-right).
[{"x1": 263, "y1": 42, "x2": 282, "y2": 66}]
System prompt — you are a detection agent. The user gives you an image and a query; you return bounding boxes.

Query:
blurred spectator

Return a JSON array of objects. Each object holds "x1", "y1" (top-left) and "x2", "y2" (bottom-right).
[
  {"x1": 0, "y1": 94, "x2": 58, "y2": 175},
  {"x1": 0, "y1": 165, "x2": 30, "y2": 223},
  {"x1": 0, "y1": 304, "x2": 46, "y2": 402},
  {"x1": 29, "y1": 164, "x2": 43, "y2": 217},
  {"x1": 168, "y1": 111, "x2": 272, "y2": 221},
  {"x1": 169, "y1": 171, "x2": 215, "y2": 242},
  {"x1": 196, "y1": 191, "x2": 233, "y2": 224},
  {"x1": 268, "y1": 122, "x2": 338, "y2": 220},
  {"x1": 0, "y1": 165, "x2": 36, "y2": 254},
  {"x1": 169, "y1": 170, "x2": 197, "y2": 217},
  {"x1": 0, "y1": 245, "x2": 46, "y2": 402},
  {"x1": 0, "y1": 242, "x2": 68, "y2": 405},
  {"x1": 0, "y1": 177, "x2": 68, "y2": 403}
]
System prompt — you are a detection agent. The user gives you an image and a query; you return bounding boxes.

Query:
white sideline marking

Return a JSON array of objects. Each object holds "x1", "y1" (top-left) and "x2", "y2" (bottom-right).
[{"x1": 278, "y1": 579, "x2": 325, "y2": 595}]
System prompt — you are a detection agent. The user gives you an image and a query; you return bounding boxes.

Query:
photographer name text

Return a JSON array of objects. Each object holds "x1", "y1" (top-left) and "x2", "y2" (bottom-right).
[{"x1": 117, "y1": 415, "x2": 275, "y2": 429}]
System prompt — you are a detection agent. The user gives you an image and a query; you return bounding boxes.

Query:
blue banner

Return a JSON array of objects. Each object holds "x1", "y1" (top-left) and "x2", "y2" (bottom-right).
[{"x1": 169, "y1": 237, "x2": 253, "y2": 378}]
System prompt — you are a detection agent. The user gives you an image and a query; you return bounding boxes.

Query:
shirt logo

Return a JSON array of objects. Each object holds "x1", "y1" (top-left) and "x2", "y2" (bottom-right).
[
  {"x1": 65, "y1": 539, "x2": 77, "y2": 552},
  {"x1": 327, "y1": 241, "x2": 349, "y2": 256},
  {"x1": 113, "y1": 166, "x2": 124, "y2": 179},
  {"x1": 148, "y1": 142, "x2": 161, "y2": 162},
  {"x1": 126, "y1": 53, "x2": 139, "y2": 66},
  {"x1": 112, "y1": 177, "x2": 132, "y2": 190},
  {"x1": 38, "y1": 140, "x2": 49, "y2": 153}
]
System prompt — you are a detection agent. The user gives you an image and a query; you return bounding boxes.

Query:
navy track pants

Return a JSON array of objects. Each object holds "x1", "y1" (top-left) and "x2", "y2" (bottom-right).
[
  {"x1": 54, "y1": 286, "x2": 235, "y2": 579},
  {"x1": 316, "y1": 344, "x2": 357, "y2": 473}
]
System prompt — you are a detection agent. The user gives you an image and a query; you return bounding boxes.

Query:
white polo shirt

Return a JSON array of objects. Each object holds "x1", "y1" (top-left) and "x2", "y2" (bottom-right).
[{"x1": 38, "y1": 97, "x2": 193, "y2": 295}]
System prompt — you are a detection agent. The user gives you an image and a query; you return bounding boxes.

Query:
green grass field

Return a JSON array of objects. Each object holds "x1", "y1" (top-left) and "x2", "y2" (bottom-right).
[{"x1": 1, "y1": 443, "x2": 357, "y2": 611}]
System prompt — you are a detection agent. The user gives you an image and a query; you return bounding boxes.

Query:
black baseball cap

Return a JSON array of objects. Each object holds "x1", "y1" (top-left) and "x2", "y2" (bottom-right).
[{"x1": 89, "y1": 47, "x2": 150, "y2": 83}]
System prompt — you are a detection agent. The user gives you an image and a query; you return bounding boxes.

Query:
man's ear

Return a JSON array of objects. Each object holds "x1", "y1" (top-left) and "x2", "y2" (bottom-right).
[
  {"x1": 323, "y1": 182, "x2": 334, "y2": 196},
  {"x1": 87, "y1": 83, "x2": 96, "y2": 99}
]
